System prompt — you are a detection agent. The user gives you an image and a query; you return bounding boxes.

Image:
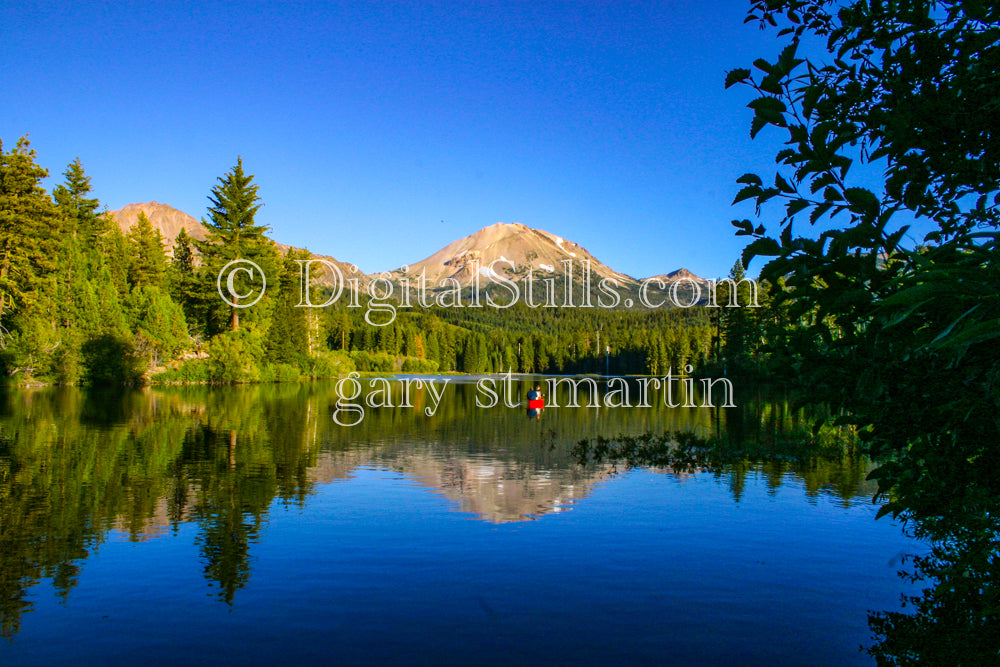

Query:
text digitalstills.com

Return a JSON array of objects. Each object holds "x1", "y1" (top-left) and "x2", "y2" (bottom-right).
[{"x1": 216, "y1": 257, "x2": 761, "y2": 325}]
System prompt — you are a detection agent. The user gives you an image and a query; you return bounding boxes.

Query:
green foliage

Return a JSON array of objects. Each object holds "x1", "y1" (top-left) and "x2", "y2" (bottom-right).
[
  {"x1": 266, "y1": 250, "x2": 311, "y2": 365},
  {"x1": 207, "y1": 329, "x2": 265, "y2": 383},
  {"x1": 729, "y1": 1, "x2": 1000, "y2": 661},
  {"x1": 0, "y1": 137, "x2": 61, "y2": 330},
  {"x1": 258, "y1": 362, "x2": 301, "y2": 383},
  {"x1": 81, "y1": 334, "x2": 144, "y2": 385},
  {"x1": 400, "y1": 357, "x2": 439, "y2": 373},
  {"x1": 125, "y1": 285, "x2": 189, "y2": 366},
  {"x1": 349, "y1": 350, "x2": 397, "y2": 373},
  {"x1": 306, "y1": 350, "x2": 355, "y2": 378},
  {"x1": 195, "y1": 157, "x2": 275, "y2": 333},
  {"x1": 51, "y1": 337, "x2": 83, "y2": 385},
  {"x1": 98, "y1": 226, "x2": 131, "y2": 298},
  {"x1": 202, "y1": 157, "x2": 268, "y2": 258},
  {"x1": 126, "y1": 211, "x2": 167, "y2": 288},
  {"x1": 151, "y1": 359, "x2": 211, "y2": 384},
  {"x1": 52, "y1": 157, "x2": 104, "y2": 244},
  {"x1": 867, "y1": 533, "x2": 1000, "y2": 666}
]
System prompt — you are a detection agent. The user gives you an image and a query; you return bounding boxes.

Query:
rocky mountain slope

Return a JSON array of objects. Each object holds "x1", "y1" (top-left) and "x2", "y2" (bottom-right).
[
  {"x1": 386, "y1": 222, "x2": 639, "y2": 289},
  {"x1": 108, "y1": 202, "x2": 356, "y2": 287},
  {"x1": 109, "y1": 204, "x2": 709, "y2": 301}
]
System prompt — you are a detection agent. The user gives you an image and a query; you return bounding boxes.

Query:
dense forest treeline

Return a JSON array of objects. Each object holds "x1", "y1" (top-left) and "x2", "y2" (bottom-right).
[{"x1": 0, "y1": 138, "x2": 768, "y2": 386}]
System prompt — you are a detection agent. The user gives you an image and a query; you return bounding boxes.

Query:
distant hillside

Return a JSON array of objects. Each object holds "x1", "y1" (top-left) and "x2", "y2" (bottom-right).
[
  {"x1": 108, "y1": 202, "x2": 358, "y2": 287},
  {"x1": 642, "y1": 268, "x2": 712, "y2": 287},
  {"x1": 109, "y1": 202, "x2": 208, "y2": 249},
  {"x1": 107, "y1": 205, "x2": 710, "y2": 304}
]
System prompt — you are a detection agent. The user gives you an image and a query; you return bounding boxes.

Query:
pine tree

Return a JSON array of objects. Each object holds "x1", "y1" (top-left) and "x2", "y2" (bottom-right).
[
  {"x1": 325, "y1": 310, "x2": 351, "y2": 351},
  {"x1": 195, "y1": 158, "x2": 272, "y2": 332},
  {"x1": 48, "y1": 159, "x2": 106, "y2": 382},
  {"x1": 52, "y1": 158, "x2": 102, "y2": 244},
  {"x1": 168, "y1": 228, "x2": 204, "y2": 332},
  {"x1": 265, "y1": 250, "x2": 309, "y2": 365},
  {"x1": 0, "y1": 137, "x2": 61, "y2": 328},
  {"x1": 173, "y1": 227, "x2": 195, "y2": 274},
  {"x1": 127, "y1": 211, "x2": 167, "y2": 288},
  {"x1": 98, "y1": 225, "x2": 132, "y2": 298},
  {"x1": 126, "y1": 285, "x2": 188, "y2": 367},
  {"x1": 0, "y1": 138, "x2": 66, "y2": 380}
]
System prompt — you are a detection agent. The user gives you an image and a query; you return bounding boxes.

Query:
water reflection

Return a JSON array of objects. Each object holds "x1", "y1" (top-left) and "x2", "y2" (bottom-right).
[{"x1": 0, "y1": 377, "x2": 872, "y2": 638}]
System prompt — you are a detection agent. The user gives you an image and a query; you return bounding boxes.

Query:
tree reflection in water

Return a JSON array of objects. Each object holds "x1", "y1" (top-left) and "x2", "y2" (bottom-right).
[{"x1": 0, "y1": 379, "x2": 938, "y2": 655}]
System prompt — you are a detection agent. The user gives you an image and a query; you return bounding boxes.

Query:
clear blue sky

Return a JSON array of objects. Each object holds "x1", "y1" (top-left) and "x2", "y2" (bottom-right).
[{"x1": 3, "y1": 1, "x2": 798, "y2": 280}]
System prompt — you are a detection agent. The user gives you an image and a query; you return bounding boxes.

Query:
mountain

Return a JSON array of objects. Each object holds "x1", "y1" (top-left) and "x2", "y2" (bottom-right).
[
  {"x1": 108, "y1": 202, "x2": 358, "y2": 287},
  {"x1": 110, "y1": 201, "x2": 208, "y2": 248},
  {"x1": 388, "y1": 222, "x2": 639, "y2": 289},
  {"x1": 642, "y1": 268, "x2": 712, "y2": 286},
  {"x1": 108, "y1": 205, "x2": 709, "y2": 303},
  {"x1": 385, "y1": 222, "x2": 715, "y2": 307}
]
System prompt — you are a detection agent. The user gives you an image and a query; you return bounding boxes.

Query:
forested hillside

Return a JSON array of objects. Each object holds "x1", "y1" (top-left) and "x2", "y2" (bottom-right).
[{"x1": 0, "y1": 138, "x2": 762, "y2": 385}]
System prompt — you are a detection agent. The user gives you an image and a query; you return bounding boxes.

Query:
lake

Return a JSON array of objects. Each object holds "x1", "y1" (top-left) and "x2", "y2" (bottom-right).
[{"x1": 0, "y1": 377, "x2": 922, "y2": 665}]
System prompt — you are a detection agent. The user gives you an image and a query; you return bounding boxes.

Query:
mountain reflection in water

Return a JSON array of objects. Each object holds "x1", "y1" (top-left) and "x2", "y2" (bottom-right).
[{"x1": 0, "y1": 377, "x2": 883, "y2": 648}]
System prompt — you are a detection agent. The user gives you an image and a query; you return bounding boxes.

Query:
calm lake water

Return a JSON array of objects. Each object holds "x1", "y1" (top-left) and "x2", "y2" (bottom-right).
[{"x1": 0, "y1": 377, "x2": 922, "y2": 665}]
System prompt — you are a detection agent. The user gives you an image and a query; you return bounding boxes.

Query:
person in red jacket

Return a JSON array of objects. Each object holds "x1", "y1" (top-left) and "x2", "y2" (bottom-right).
[{"x1": 527, "y1": 385, "x2": 544, "y2": 418}]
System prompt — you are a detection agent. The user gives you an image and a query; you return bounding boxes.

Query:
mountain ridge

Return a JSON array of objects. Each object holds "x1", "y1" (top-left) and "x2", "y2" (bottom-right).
[
  {"x1": 387, "y1": 221, "x2": 641, "y2": 289},
  {"x1": 109, "y1": 203, "x2": 709, "y2": 293},
  {"x1": 107, "y1": 202, "x2": 355, "y2": 287}
]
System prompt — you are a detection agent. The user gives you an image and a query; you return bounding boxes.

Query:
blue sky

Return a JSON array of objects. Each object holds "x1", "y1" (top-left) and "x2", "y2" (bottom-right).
[{"x1": 4, "y1": 1, "x2": 800, "y2": 280}]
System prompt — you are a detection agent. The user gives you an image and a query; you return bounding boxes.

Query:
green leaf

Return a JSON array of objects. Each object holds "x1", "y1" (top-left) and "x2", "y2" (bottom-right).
[
  {"x1": 733, "y1": 185, "x2": 762, "y2": 205},
  {"x1": 930, "y1": 319, "x2": 1000, "y2": 350},
  {"x1": 775, "y1": 148, "x2": 797, "y2": 164},
  {"x1": 843, "y1": 187, "x2": 879, "y2": 217},
  {"x1": 884, "y1": 225, "x2": 910, "y2": 252},
  {"x1": 725, "y1": 68, "x2": 752, "y2": 88},
  {"x1": 882, "y1": 299, "x2": 931, "y2": 328},
  {"x1": 780, "y1": 222, "x2": 793, "y2": 247},
  {"x1": 744, "y1": 236, "x2": 782, "y2": 260},
  {"x1": 748, "y1": 96, "x2": 787, "y2": 114},
  {"x1": 775, "y1": 173, "x2": 795, "y2": 194},
  {"x1": 777, "y1": 42, "x2": 802, "y2": 73},
  {"x1": 786, "y1": 198, "x2": 810, "y2": 217},
  {"x1": 928, "y1": 305, "x2": 981, "y2": 346},
  {"x1": 809, "y1": 202, "x2": 832, "y2": 224},
  {"x1": 759, "y1": 73, "x2": 783, "y2": 95},
  {"x1": 879, "y1": 282, "x2": 956, "y2": 308}
]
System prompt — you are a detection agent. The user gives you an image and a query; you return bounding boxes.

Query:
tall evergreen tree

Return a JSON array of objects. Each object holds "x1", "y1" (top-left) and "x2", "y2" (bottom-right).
[
  {"x1": 719, "y1": 260, "x2": 750, "y2": 370},
  {"x1": 173, "y1": 227, "x2": 195, "y2": 274},
  {"x1": 265, "y1": 249, "x2": 310, "y2": 365},
  {"x1": 127, "y1": 211, "x2": 167, "y2": 288},
  {"x1": 0, "y1": 138, "x2": 66, "y2": 380},
  {"x1": 0, "y1": 137, "x2": 61, "y2": 328},
  {"x1": 195, "y1": 158, "x2": 271, "y2": 332},
  {"x1": 168, "y1": 228, "x2": 204, "y2": 332},
  {"x1": 52, "y1": 158, "x2": 102, "y2": 243}
]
